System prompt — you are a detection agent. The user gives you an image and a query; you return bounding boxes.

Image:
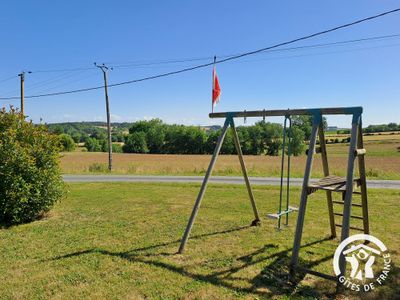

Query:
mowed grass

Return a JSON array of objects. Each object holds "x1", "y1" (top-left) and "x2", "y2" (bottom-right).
[{"x1": 0, "y1": 183, "x2": 399, "y2": 299}]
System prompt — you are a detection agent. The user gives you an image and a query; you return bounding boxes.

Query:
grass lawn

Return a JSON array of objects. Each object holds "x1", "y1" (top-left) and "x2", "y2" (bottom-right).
[{"x1": 1, "y1": 183, "x2": 399, "y2": 299}]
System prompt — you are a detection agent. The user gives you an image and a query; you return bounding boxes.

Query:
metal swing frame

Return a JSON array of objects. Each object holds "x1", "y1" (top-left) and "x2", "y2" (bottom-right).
[{"x1": 178, "y1": 106, "x2": 369, "y2": 285}]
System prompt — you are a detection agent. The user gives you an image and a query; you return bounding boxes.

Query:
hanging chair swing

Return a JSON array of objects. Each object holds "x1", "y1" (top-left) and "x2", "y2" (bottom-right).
[{"x1": 267, "y1": 115, "x2": 298, "y2": 229}]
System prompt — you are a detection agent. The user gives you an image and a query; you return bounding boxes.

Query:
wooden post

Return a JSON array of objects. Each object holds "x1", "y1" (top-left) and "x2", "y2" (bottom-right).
[
  {"x1": 178, "y1": 117, "x2": 230, "y2": 253},
  {"x1": 230, "y1": 118, "x2": 260, "y2": 225},
  {"x1": 290, "y1": 113, "x2": 321, "y2": 274},
  {"x1": 357, "y1": 119, "x2": 369, "y2": 234},
  {"x1": 338, "y1": 112, "x2": 361, "y2": 277},
  {"x1": 18, "y1": 72, "x2": 25, "y2": 116},
  {"x1": 318, "y1": 122, "x2": 336, "y2": 238}
]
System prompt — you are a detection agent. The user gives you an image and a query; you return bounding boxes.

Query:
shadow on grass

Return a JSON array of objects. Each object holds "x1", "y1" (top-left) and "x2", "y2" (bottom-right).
[
  {"x1": 52, "y1": 225, "x2": 251, "y2": 260},
  {"x1": 51, "y1": 227, "x2": 344, "y2": 298}
]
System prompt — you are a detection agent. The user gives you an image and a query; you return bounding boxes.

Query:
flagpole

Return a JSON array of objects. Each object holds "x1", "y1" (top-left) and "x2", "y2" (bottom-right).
[{"x1": 212, "y1": 56, "x2": 216, "y2": 114}]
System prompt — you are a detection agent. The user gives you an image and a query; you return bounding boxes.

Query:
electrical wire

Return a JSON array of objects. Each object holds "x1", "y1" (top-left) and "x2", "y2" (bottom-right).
[
  {"x1": 110, "y1": 33, "x2": 400, "y2": 69},
  {"x1": 0, "y1": 75, "x2": 17, "y2": 84},
  {"x1": 1, "y1": 7, "x2": 399, "y2": 101}
]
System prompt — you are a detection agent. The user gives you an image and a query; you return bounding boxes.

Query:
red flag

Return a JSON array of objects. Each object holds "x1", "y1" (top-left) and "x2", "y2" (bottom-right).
[{"x1": 212, "y1": 66, "x2": 221, "y2": 110}]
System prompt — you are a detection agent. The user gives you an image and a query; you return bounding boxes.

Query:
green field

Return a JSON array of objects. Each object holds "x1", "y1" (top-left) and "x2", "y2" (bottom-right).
[{"x1": 1, "y1": 183, "x2": 399, "y2": 299}]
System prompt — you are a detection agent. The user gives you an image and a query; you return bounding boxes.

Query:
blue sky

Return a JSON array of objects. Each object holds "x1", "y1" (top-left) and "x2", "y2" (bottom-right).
[{"x1": 0, "y1": 1, "x2": 399, "y2": 127}]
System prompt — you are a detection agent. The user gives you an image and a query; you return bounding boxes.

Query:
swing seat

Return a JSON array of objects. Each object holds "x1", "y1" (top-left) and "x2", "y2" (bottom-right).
[{"x1": 267, "y1": 206, "x2": 298, "y2": 219}]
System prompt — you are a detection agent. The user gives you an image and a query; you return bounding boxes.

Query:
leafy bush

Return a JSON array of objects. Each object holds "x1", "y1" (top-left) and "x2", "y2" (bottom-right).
[
  {"x1": 0, "y1": 108, "x2": 65, "y2": 226},
  {"x1": 288, "y1": 127, "x2": 305, "y2": 156},
  {"x1": 84, "y1": 137, "x2": 102, "y2": 152},
  {"x1": 123, "y1": 132, "x2": 148, "y2": 153},
  {"x1": 112, "y1": 144, "x2": 123, "y2": 153},
  {"x1": 59, "y1": 133, "x2": 76, "y2": 152},
  {"x1": 88, "y1": 163, "x2": 108, "y2": 172}
]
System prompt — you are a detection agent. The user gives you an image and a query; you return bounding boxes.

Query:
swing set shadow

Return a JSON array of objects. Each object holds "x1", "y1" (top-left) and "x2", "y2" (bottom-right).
[{"x1": 51, "y1": 232, "x2": 335, "y2": 298}]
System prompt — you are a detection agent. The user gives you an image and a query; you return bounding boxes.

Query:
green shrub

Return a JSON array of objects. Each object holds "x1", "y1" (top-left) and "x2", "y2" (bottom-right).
[
  {"x1": 0, "y1": 108, "x2": 65, "y2": 226},
  {"x1": 84, "y1": 137, "x2": 102, "y2": 152},
  {"x1": 88, "y1": 163, "x2": 108, "y2": 173},
  {"x1": 123, "y1": 132, "x2": 148, "y2": 153},
  {"x1": 288, "y1": 127, "x2": 305, "y2": 156},
  {"x1": 59, "y1": 133, "x2": 76, "y2": 152},
  {"x1": 112, "y1": 144, "x2": 123, "y2": 153}
]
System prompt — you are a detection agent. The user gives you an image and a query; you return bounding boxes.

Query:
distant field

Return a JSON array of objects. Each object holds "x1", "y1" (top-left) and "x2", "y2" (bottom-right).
[
  {"x1": 61, "y1": 134, "x2": 400, "y2": 179},
  {"x1": 1, "y1": 183, "x2": 398, "y2": 298}
]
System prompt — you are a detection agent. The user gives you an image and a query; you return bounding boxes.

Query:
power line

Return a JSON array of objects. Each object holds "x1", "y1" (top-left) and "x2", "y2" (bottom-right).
[
  {"x1": 1, "y1": 7, "x2": 399, "y2": 101},
  {"x1": 0, "y1": 75, "x2": 17, "y2": 84},
  {"x1": 30, "y1": 66, "x2": 97, "y2": 73},
  {"x1": 229, "y1": 42, "x2": 400, "y2": 65},
  {"x1": 3, "y1": 33, "x2": 397, "y2": 95},
  {"x1": 110, "y1": 33, "x2": 400, "y2": 69}
]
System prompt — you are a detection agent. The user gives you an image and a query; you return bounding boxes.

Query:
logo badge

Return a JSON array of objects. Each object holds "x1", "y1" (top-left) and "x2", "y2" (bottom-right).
[{"x1": 333, "y1": 234, "x2": 391, "y2": 292}]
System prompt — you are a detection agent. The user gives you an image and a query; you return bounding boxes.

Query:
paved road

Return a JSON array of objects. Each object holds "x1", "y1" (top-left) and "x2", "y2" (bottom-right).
[{"x1": 63, "y1": 175, "x2": 400, "y2": 189}]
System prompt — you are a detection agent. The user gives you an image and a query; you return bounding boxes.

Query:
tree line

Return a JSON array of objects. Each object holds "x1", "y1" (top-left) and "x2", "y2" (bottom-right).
[{"x1": 49, "y1": 116, "x2": 320, "y2": 156}]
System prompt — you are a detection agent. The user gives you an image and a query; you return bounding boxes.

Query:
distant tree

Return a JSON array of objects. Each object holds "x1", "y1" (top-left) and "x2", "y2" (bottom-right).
[
  {"x1": 123, "y1": 132, "x2": 148, "y2": 153},
  {"x1": 259, "y1": 121, "x2": 283, "y2": 156},
  {"x1": 183, "y1": 127, "x2": 207, "y2": 154},
  {"x1": 205, "y1": 129, "x2": 235, "y2": 154},
  {"x1": 388, "y1": 122, "x2": 398, "y2": 131},
  {"x1": 112, "y1": 144, "x2": 123, "y2": 153},
  {"x1": 291, "y1": 115, "x2": 327, "y2": 140},
  {"x1": 288, "y1": 127, "x2": 305, "y2": 156},
  {"x1": 59, "y1": 134, "x2": 76, "y2": 152},
  {"x1": 84, "y1": 137, "x2": 102, "y2": 152},
  {"x1": 100, "y1": 139, "x2": 109, "y2": 152},
  {"x1": 129, "y1": 119, "x2": 163, "y2": 134},
  {"x1": 52, "y1": 125, "x2": 64, "y2": 135},
  {"x1": 237, "y1": 127, "x2": 252, "y2": 155},
  {"x1": 90, "y1": 128, "x2": 107, "y2": 140},
  {"x1": 146, "y1": 126, "x2": 165, "y2": 154},
  {"x1": 71, "y1": 132, "x2": 82, "y2": 143}
]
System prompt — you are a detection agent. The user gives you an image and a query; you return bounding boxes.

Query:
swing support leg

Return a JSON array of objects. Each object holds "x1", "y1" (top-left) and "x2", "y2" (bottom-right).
[
  {"x1": 338, "y1": 112, "x2": 361, "y2": 280},
  {"x1": 178, "y1": 115, "x2": 262, "y2": 253},
  {"x1": 178, "y1": 117, "x2": 230, "y2": 254},
  {"x1": 230, "y1": 118, "x2": 261, "y2": 225},
  {"x1": 290, "y1": 113, "x2": 321, "y2": 276}
]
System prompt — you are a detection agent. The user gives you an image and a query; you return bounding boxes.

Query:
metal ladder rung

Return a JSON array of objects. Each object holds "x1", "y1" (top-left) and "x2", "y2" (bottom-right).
[
  {"x1": 333, "y1": 213, "x2": 363, "y2": 220},
  {"x1": 332, "y1": 201, "x2": 362, "y2": 207},
  {"x1": 335, "y1": 224, "x2": 364, "y2": 231},
  {"x1": 267, "y1": 206, "x2": 298, "y2": 219}
]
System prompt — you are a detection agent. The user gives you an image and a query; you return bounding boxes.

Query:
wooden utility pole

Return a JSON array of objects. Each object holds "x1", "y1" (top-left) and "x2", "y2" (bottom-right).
[
  {"x1": 95, "y1": 63, "x2": 113, "y2": 171},
  {"x1": 18, "y1": 71, "x2": 31, "y2": 116},
  {"x1": 18, "y1": 72, "x2": 25, "y2": 115}
]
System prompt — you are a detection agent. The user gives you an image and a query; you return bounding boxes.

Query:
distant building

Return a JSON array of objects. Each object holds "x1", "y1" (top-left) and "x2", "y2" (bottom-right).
[{"x1": 201, "y1": 125, "x2": 221, "y2": 132}]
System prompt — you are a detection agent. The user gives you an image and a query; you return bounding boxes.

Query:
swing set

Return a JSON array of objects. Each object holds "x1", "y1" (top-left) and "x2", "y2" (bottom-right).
[{"x1": 178, "y1": 106, "x2": 369, "y2": 282}]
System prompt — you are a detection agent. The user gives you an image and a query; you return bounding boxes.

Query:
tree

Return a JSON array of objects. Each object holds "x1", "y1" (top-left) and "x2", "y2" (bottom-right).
[
  {"x1": 71, "y1": 132, "x2": 82, "y2": 143},
  {"x1": 84, "y1": 137, "x2": 102, "y2": 152},
  {"x1": 291, "y1": 115, "x2": 327, "y2": 140},
  {"x1": 0, "y1": 107, "x2": 65, "y2": 225},
  {"x1": 257, "y1": 121, "x2": 283, "y2": 156},
  {"x1": 112, "y1": 144, "x2": 123, "y2": 153},
  {"x1": 205, "y1": 129, "x2": 235, "y2": 154},
  {"x1": 288, "y1": 127, "x2": 305, "y2": 156},
  {"x1": 123, "y1": 132, "x2": 148, "y2": 153},
  {"x1": 59, "y1": 133, "x2": 76, "y2": 152},
  {"x1": 146, "y1": 126, "x2": 165, "y2": 154}
]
